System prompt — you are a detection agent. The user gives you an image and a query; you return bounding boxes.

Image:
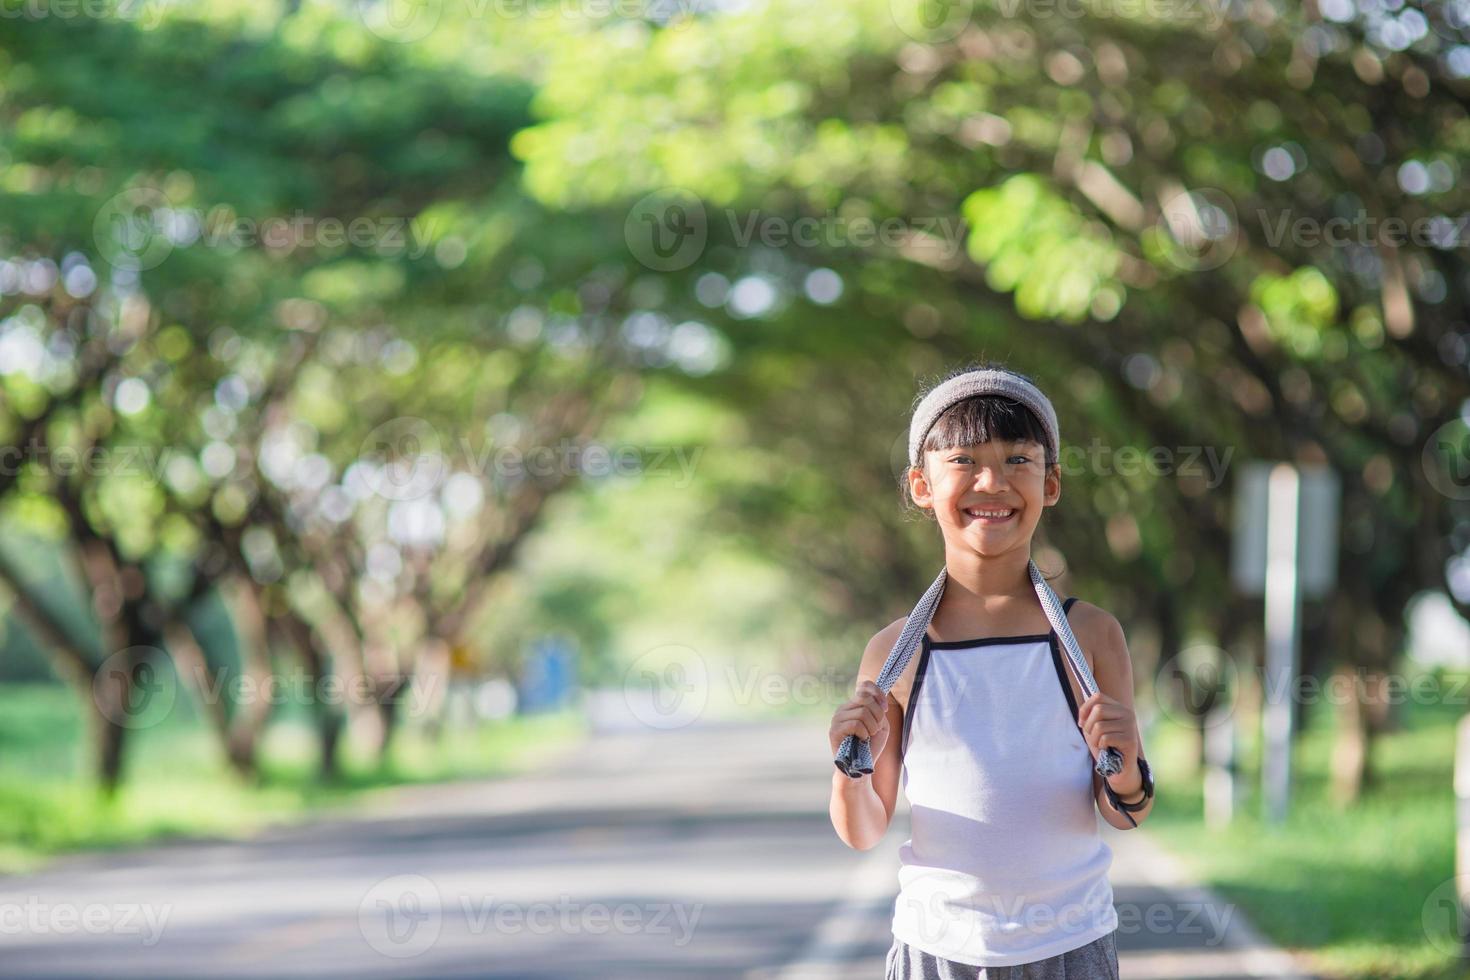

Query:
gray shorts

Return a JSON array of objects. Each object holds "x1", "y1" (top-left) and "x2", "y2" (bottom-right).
[{"x1": 884, "y1": 931, "x2": 1119, "y2": 980}]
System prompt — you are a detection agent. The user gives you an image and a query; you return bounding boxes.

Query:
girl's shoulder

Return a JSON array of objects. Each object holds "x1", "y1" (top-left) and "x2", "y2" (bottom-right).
[
  {"x1": 1061, "y1": 598, "x2": 1130, "y2": 673},
  {"x1": 856, "y1": 616, "x2": 920, "y2": 695},
  {"x1": 859, "y1": 616, "x2": 909, "y2": 674},
  {"x1": 1062, "y1": 598, "x2": 1124, "y2": 640}
]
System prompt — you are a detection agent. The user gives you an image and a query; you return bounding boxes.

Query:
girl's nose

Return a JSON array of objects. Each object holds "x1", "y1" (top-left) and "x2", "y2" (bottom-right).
[{"x1": 974, "y1": 465, "x2": 1008, "y2": 490}]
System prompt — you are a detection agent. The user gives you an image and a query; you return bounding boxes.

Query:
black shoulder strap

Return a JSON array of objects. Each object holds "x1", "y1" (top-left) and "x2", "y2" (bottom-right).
[{"x1": 898, "y1": 635, "x2": 932, "y2": 758}]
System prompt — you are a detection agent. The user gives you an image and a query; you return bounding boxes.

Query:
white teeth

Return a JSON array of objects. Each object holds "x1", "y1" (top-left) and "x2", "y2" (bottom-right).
[{"x1": 965, "y1": 508, "x2": 1013, "y2": 518}]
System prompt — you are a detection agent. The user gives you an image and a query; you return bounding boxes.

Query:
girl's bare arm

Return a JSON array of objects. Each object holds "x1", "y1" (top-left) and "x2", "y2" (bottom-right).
[
  {"x1": 1078, "y1": 608, "x2": 1155, "y2": 830},
  {"x1": 828, "y1": 620, "x2": 907, "y2": 850}
]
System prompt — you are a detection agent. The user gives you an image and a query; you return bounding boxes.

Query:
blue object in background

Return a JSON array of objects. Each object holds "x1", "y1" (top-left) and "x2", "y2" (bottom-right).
[{"x1": 518, "y1": 636, "x2": 577, "y2": 713}]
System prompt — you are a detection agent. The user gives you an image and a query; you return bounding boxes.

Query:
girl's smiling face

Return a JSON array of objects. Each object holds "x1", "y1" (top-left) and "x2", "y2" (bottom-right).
[
  {"x1": 903, "y1": 393, "x2": 1060, "y2": 556},
  {"x1": 909, "y1": 438, "x2": 1060, "y2": 555}
]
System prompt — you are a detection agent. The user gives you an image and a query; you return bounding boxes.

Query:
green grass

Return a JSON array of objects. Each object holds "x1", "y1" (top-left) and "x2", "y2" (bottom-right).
[
  {"x1": 0, "y1": 682, "x2": 586, "y2": 874},
  {"x1": 1143, "y1": 667, "x2": 1466, "y2": 980}
]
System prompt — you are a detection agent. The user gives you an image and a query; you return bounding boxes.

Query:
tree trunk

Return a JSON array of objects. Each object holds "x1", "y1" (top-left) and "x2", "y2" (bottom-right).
[
  {"x1": 90, "y1": 646, "x2": 138, "y2": 797},
  {"x1": 269, "y1": 613, "x2": 345, "y2": 782},
  {"x1": 96, "y1": 709, "x2": 127, "y2": 797},
  {"x1": 374, "y1": 675, "x2": 408, "y2": 768},
  {"x1": 161, "y1": 619, "x2": 258, "y2": 779},
  {"x1": 1329, "y1": 664, "x2": 1368, "y2": 807},
  {"x1": 219, "y1": 575, "x2": 279, "y2": 780}
]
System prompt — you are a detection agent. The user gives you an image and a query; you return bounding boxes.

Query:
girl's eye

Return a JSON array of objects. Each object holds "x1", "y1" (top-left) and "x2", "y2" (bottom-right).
[
  {"x1": 1009, "y1": 455, "x2": 1030, "y2": 464},
  {"x1": 948, "y1": 455, "x2": 972, "y2": 465}
]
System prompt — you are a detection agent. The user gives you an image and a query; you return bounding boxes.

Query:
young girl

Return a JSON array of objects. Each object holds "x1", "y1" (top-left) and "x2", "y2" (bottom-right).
[{"x1": 827, "y1": 364, "x2": 1154, "y2": 979}]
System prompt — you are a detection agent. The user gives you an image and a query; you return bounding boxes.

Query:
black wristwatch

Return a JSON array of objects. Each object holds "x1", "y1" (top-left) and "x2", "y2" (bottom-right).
[{"x1": 1103, "y1": 756, "x2": 1154, "y2": 827}]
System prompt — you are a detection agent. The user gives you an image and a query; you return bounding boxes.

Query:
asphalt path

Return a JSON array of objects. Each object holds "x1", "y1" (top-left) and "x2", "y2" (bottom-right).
[{"x1": 0, "y1": 714, "x2": 1315, "y2": 978}]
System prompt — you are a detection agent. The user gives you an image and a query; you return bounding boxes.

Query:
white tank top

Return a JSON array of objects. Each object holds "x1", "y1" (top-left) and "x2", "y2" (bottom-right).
[{"x1": 890, "y1": 597, "x2": 1119, "y2": 967}]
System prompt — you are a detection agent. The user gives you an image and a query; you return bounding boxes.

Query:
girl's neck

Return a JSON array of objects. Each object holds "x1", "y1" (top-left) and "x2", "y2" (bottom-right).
[{"x1": 942, "y1": 549, "x2": 1034, "y2": 605}]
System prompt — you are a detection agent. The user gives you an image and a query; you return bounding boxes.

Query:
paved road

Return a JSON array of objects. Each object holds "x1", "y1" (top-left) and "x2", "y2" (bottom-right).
[{"x1": 0, "y1": 717, "x2": 1314, "y2": 978}]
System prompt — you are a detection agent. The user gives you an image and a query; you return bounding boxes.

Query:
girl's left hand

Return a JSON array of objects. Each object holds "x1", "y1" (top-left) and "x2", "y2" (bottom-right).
[{"x1": 1077, "y1": 692, "x2": 1139, "y2": 780}]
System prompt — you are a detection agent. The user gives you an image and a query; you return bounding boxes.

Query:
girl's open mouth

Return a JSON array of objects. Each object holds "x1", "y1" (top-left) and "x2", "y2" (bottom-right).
[{"x1": 962, "y1": 507, "x2": 1016, "y2": 524}]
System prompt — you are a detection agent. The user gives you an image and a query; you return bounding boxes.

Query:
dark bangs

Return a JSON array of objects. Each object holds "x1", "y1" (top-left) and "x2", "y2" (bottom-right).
[{"x1": 921, "y1": 395, "x2": 1056, "y2": 468}]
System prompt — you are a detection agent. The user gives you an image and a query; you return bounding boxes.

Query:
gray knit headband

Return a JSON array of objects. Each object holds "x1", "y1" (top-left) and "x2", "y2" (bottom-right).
[{"x1": 907, "y1": 368, "x2": 1059, "y2": 469}]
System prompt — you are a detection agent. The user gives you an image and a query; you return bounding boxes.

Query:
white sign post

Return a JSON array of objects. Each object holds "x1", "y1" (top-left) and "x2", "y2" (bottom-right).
[
  {"x1": 1231, "y1": 461, "x2": 1340, "y2": 826},
  {"x1": 1262, "y1": 465, "x2": 1302, "y2": 826},
  {"x1": 1203, "y1": 703, "x2": 1237, "y2": 828}
]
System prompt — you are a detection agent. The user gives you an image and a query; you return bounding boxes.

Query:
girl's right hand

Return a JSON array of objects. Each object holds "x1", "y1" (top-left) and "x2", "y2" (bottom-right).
[{"x1": 829, "y1": 680, "x2": 890, "y2": 764}]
